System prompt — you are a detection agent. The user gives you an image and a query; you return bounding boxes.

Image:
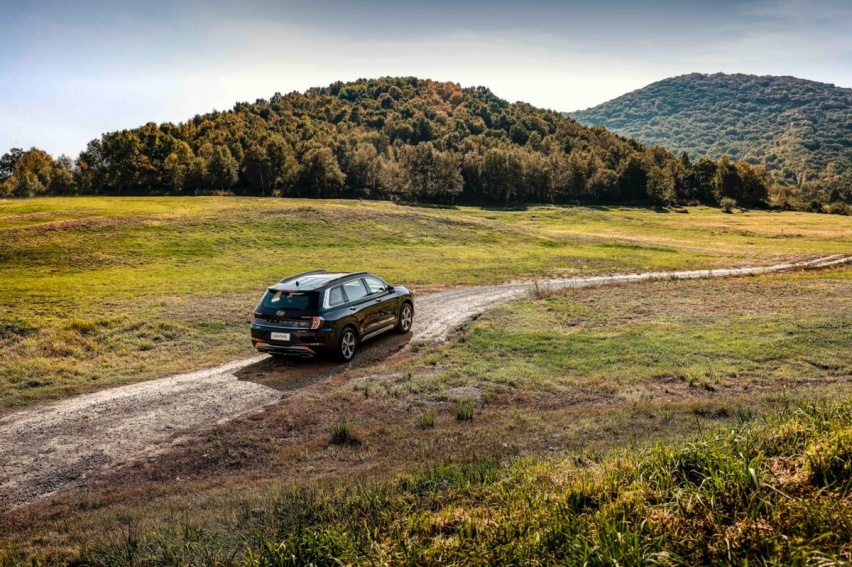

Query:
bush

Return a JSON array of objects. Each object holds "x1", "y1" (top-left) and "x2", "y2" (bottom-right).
[
  {"x1": 329, "y1": 417, "x2": 359, "y2": 446},
  {"x1": 809, "y1": 199, "x2": 823, "y2": 213},
  {"x1": 806, "y1": 428, "x2": 852, "y2": 490},
  {"x1": 828, "y1": 201, "x2": 849, "y2": 215},
  {"x1": 418, "y1": 409, "x2": 436, "y2": 429},
  {"x1": 455, "y1": 399, "x2": 474, "y2": 421},
  {"x1": 720, "y1": 197, "x2": 737, "y2": 213}
]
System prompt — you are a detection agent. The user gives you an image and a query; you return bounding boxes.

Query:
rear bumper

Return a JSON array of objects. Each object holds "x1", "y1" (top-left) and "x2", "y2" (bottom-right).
[
  {"x1": 251, "y1": 325, "x2": 335, "y2": 358},
  {"x1": 254, "y1": 343, "x2": 321, "y2": 358}
]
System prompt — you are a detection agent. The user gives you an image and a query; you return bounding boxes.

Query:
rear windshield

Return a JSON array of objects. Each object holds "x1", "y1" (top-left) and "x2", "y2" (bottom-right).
[{"x1": 259, "y1": 290, "x2": 318, "y2": 312}]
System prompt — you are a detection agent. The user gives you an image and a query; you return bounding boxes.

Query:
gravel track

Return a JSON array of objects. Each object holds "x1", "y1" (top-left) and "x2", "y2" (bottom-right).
[
  {"x1": 412, "y1": 254, "x2": 852, "y2": 343},
  {"x1": 1, "y1": 255, "x2": 849, "y2": 511}
]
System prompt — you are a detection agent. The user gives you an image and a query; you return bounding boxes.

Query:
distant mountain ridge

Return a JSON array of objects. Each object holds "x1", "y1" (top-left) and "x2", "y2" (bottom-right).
[{"x1": 571, "y1": 73, "x2": 852, "y2": 201}]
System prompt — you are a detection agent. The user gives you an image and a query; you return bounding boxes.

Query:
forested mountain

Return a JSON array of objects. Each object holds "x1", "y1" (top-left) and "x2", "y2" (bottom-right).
[
  {"x1": 2, "y1": 77, "x2": 778, "y2": 207},
  {"x1": 571, "y1": 73, "x2": 852, "y2": 204}
]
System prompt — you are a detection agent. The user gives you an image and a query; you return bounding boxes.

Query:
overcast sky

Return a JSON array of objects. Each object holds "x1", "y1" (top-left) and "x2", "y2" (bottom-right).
[{"x1": 2, "y1": 0, "x2": 851, "y2": 156}]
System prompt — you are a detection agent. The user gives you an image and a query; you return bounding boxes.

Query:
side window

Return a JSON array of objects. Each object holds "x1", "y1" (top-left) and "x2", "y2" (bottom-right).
[
  {"x1": 342, "y1": 278, "x2": 368, "y2": 302},
  {"x1": 328, "y1": 285, "x2": 344, "y2": 307},
  {"x1": 363, "y1": 276, "x2": 386, "y2": 295}
]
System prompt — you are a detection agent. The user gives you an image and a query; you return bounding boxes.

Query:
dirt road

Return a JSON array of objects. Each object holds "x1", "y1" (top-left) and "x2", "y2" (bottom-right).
[
  {"x1": 1, "y1": 255, "x2": 849, "y2": 511},
  {"x1": 412, "y1": 254, "x2": 851, "y2": 342}
]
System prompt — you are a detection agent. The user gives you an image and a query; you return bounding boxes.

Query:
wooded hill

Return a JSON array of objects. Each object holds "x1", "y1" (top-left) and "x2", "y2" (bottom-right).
[
  {"x1": 571, "y1": 73, "x2": 852, "y2": 204},
  {"x1": 2, "y1": 77, "x2": 778, "y2": 208}
]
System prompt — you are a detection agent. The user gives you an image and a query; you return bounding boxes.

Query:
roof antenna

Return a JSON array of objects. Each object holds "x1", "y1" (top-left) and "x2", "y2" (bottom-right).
[{"x1": 295, "y1": 281, "x2": 300, "y2": 287}]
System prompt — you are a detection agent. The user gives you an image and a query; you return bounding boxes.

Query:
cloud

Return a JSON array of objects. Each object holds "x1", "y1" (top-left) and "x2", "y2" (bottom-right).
[
  {"x1": 740, "y1": 0, "x2": 852, "y2": 25},
  {"x1": 672, "y1": 0, "x2": 852, "y2": 83},
  {"x1": 1, "y1": 0, "x2": 850, "y2": 156}
]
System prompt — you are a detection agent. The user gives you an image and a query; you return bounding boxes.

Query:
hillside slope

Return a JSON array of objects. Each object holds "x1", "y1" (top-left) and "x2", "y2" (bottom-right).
[
  {"x1": 572, "y1": 73, "x2": 852, "y2": 201},
  {"x1": 1, "y1": 77, "x2": 773, "y2": 207}
]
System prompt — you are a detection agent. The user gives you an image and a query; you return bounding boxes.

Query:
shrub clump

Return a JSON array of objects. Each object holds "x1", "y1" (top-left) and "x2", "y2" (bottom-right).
[
  {"x1": 329, "y1": 416, "x2": 359, "y2": 446},
  {"x1": 828, "y1": 201, "x2": 849, "y2": 216},
  {"x1": 418, "y1": 408, "x2": 436, "y2": 429},
  {"x1": 455, "y1": 399, "x2": 474, "y2": 421},
  {"x1": 806, "y1": 427, "x2": 852, "y2": 490}
]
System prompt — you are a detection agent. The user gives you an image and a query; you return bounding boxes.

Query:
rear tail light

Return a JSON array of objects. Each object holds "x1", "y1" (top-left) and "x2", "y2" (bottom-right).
[
  {"x1": 310, "y1": 316, "x2": 323, "y2": 330},
  {"x1": 251, "y1": 312, "x2": 256, "y2": 324}
]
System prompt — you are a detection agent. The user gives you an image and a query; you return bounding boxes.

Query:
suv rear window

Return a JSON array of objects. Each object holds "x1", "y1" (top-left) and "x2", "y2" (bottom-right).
[
  {"x1": 260, "y1": 290, "x2": 317, "y2": 312},
  {"x1": 328, "y1": 285, "x2": 345, "y2": 306}
]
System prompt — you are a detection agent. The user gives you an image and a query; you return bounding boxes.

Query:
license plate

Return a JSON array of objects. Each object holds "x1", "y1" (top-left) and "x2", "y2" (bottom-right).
[{"x1": 270, "y1": 332, "x2": 291, "y2": 342}]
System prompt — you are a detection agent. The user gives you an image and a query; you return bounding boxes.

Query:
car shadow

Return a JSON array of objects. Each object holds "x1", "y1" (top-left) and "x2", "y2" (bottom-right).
[{"x1": 234, "y1": 331, "x2": 414, "y2": 392}]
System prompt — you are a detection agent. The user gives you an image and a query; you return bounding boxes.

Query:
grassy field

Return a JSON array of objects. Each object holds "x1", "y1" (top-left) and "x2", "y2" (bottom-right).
[
  {"x1": 1, "y1": 196, "x2": 851, "y2": 411},
  {"x1": 39, "y1": 401, "x2": 852, "y2": 566},
  {"x1": 2, "y1": 197, "x2": 851, "y2": 564},
  {"x1": 406, "y1": 271, "x2": 852, "y2": 398},
  {"x1": 3, "y1": 265, "x2": 851, "y2": 563}
]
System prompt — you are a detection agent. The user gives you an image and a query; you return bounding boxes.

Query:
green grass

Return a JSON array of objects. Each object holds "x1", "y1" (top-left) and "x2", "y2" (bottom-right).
[
  {"x1": 4, "y1": 269, "x2": 850, "y2": 561},
  {"x1": 371, "y1": 271, "x2": 852, "y2": 407},
  {"x1": 1, "y1": 196, "x2": 851, "y2": 411},
  {"x1": 3, "y1": 197, "x2": 852, "y2": 563},
  {"x1": 10, "y1": 401, "x2": 851, "y2": 566}
]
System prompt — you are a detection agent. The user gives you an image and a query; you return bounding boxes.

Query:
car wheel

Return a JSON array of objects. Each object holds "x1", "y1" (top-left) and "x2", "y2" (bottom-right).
[
  {"x1": 336, "y1": 327, "x2": 358, "y2": 362},
  {"x1": 396, "y1": 302, "x2": 413, "y2": 333}
]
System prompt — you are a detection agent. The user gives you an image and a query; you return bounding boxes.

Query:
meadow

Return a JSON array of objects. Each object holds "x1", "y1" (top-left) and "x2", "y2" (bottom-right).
[
  {"x1": 1, "y1": 196, "x2": 850, "y2": 411},
  {"x1": 2, "y1": 197, "x2": 852, "y2": 564},
  {"x1": 43, "y1": 401, "x2": 852, "y2": 566},
  {"x1": 2, "y1": 261, "x2": 851, "y2": 563}
]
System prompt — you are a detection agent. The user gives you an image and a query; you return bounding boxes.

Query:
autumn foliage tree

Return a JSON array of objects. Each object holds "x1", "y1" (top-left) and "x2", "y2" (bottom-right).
[
  {"x1": 0, "y1": 147, "x2": 76, "y2": 197},
  {"x1": 398, "y1": 143, "x2": 463, "y2": 202},
  {"x1": 2, "y1": 77, "x2": 781, "y2": 208}
]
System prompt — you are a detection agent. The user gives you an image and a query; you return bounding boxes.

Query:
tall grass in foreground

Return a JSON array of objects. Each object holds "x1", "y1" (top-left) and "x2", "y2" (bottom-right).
[{"x1": 10, "y1": 400, "x2": 849, "y2": 566}]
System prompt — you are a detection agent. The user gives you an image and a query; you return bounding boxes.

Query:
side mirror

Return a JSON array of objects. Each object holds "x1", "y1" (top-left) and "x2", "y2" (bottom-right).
[{"x1": 386, "y1": 285, "x2": 394, "y2": 293}]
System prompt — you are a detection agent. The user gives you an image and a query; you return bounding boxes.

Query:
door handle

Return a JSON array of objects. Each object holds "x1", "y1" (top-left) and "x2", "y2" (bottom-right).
[
  {"x1": 349, "y1": 306, "x2": 357, "y2": 311},
  {"x1": 375, "y1": 298, "x2": 383, "y2": 302}
]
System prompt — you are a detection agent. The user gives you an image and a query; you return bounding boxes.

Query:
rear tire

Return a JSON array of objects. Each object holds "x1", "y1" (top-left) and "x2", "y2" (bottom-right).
[
  {"x1": 395, "y1": 302, "x2": 413, "y2": 333},
  {"x1": 336, "y1": 327, "x2": 358, "y2": 362}
]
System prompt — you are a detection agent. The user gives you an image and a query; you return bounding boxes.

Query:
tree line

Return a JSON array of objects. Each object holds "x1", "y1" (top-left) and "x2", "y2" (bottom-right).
[{"x1": 1, "y1": 77, "x2": 781, "y2": 209}]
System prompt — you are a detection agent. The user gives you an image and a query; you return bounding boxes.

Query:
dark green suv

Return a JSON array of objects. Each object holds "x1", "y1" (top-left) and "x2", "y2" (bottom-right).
[{"x1": 250, "y1": 271, "x2": 414, "y2": 362}]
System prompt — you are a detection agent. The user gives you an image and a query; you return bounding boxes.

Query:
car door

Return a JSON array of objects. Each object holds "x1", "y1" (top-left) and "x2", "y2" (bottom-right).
[
  {"x1": 363, "y1": 275, "x2": 397, "y2": 330},
  {"x1": 341, "y1": 277, "x2": 380, "y2": 336}
]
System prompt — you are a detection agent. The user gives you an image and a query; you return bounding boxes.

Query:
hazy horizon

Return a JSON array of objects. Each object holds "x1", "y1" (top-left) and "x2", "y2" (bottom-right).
[{"x1": 2, "y1": 0, "x2": 851, "y2": 157}]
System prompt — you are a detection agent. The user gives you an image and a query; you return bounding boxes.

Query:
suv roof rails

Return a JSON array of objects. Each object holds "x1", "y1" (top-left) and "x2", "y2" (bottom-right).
[
  {"x1": 279, "y1": 270, "x2": 327, "y2": 283},
  {"x1": 326, "y1": 271, "x2": 369, "y2": 285}
]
